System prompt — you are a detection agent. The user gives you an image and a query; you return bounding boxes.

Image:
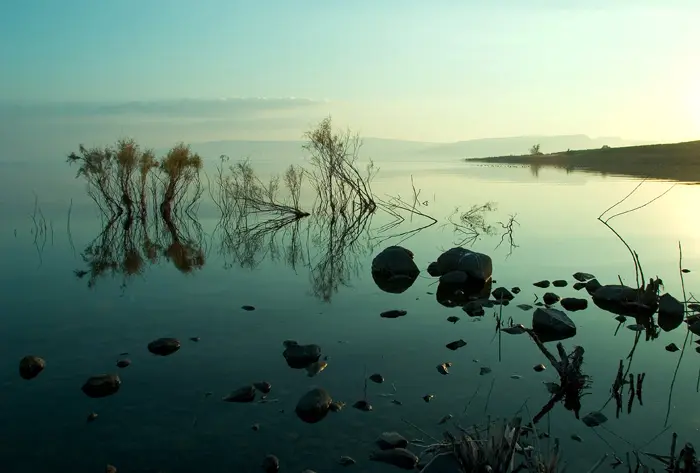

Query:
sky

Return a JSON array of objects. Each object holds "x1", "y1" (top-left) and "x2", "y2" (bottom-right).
[{"x1": 1, "y1": 0, "x2": 699, "y2": 144}]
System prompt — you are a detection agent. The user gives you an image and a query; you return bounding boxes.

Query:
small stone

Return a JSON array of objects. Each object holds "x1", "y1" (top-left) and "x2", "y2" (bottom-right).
[
  {"x1": 147, "y1": 338, "x2": 181, "y2": 356},
  {"x1": 581, "y1": 411, "x2": 608, "y2": 427},
  {"x1": 688, "y1": 303, "x2": 700, "y2": 312},
  {"x1": 492, "y1": 287, "x2": 515, "y2": 301},
  {"x1": 339, "y1": 456, "x2": 356, "y2": 466},
  {"x1": 254, "y1": 381, "x2": 272, "y2": 394},
  {"x1": 502, "y1": 324, "x2": 527, "y2": 335},
  {"x1": 242, "y1": 305, "x2": 256, "y2": 311},
  {"x1": 376, "y1": 431, "x2": 408, "y2": 450},
  {"x1": 380, "y1": 309, "x2": 407, "y2": 318},
  {"x1": 560, "y1": 298, "x2": 588, "y2": 311},
  {"x1": 423, "y1": 394, "x2": 434, "y2": 403},
  {"x1": 369, "y1": 373, "x2": 385, "y2": 383},
  {"x1": 295, "y1": 388, "x2": 332, "y2": 423},
  {"x1": 445, "y1": 339, "x2": 467, "y2": 350},
  {"x1": 543, "y1": 292, "x2": 560, "y2": 305},
  {"x1": 573, "y1": 282, "x2": 587, "y2": 291},
  {"x1": 81, "y1": 374, "x2": 121, "y2": 398},
  {"x1": 252, "y1": 423, "x2": 260, "y2": 431},
  {"x1": 534, "y1": 280, "x2": 550, "y2": 288},
  {"x1": 436, "y1": 363, "x2": 450, "y2": 375},
  {"x1": 573, "y1": 272, "x2": 596, "y2": 282},
  {"x1": 116, "y1": 359, "x2": 131, "y2": 368},
  {"x1": 665, "y1": 343, "x2": 680, "y2": 353},
  {"x1": 352, "y1": 400, "x2": 372, "y2": 411},
  {"x1": 571, "y1": 434, "x2": 583, "y2": 442},
  {"x1": 87, "y1": 412, "x2": 98, "y2": 422},
  {"x1": 615, "y1": 315, "x2": 626, "y2": 323},
  {"x1": 511, "y1": 287, "x2": 521, "y2": 294},
  {"x1": 447, "y1": 316, "x2": 460, "y2": 323},
  {"x1": 189, "y1": 337, "x2": 200, "y2": 342},
  {"x1": 533, "y1": 364, "x2": 546, "y2": 372},
  {"x1": 262, "y1": 454, "x2": 280, "y2": 473},
  {"x1": 223, "y1": 385, "x2": 256, "y2": 402},
  {"x1": 552, "y1": 280, "x2": 568, "y2": 287},
  {"x1": 19, "y1": 356, "x2": 45, "y2": 380}
]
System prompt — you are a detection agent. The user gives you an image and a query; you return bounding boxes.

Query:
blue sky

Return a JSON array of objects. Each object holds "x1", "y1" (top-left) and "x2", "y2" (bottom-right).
[{"x1": 1, "y1": 0, "x2": 698, "y2": 142}]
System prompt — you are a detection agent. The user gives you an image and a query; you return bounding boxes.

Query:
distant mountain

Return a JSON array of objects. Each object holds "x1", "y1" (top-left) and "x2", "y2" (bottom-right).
[{"x1": 419, "y1": 135, "x2": 652, "y2": 159}]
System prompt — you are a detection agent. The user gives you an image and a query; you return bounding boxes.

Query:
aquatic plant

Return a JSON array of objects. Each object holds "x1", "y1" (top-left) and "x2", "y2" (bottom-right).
[{"x1": 157, "y1": 142, "x2": 203, "y2": 221}]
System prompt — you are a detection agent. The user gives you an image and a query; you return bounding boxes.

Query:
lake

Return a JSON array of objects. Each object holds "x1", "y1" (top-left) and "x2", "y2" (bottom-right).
[{"x1": 0, "y1": 155, "x2": 699, "y2": 473}]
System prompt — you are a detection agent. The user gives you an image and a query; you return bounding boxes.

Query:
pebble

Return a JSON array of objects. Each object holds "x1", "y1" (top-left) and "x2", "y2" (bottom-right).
[{"x1": 19, "y1": 356, "x2": 45, "y2": 380}]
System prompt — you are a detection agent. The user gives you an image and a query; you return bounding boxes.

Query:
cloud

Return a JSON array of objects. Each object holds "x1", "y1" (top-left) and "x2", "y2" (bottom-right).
[{"x1": 0, "y1": 97, "x2": 326, "y2": 120}]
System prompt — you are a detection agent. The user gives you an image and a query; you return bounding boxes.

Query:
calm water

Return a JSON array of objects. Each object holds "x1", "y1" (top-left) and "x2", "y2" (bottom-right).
[{"x1": 1, "y1": 158, "x2": 699, "y2": 473}]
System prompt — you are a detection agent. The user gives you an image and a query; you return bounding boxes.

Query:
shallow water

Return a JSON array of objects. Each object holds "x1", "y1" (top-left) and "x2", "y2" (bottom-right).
[{"x1": 0, "y1": 158, "x2": 699, "y2": 473}]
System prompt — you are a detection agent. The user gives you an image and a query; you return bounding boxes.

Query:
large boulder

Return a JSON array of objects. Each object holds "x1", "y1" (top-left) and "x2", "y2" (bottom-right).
[
  {"x1": 371, "y1": 246, "x2": 420, "y2": 294},
  {"x1": 427, "y1": 248, "x2": 493, "y2": 283},
  {"x1": 532, "y1": 307, "x2": 576, "y2": 342},
  {"x1": 592, "y1": 284, "x2": 656, "y2": 317}
]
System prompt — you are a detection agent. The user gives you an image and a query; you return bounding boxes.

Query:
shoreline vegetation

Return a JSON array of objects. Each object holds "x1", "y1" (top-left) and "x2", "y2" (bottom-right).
[
  {"x1": 49, "y1": 117, "x2": 699, "y2": 472},
  {"x1": 464, "y1": 140, "x2": 700, "y2": 184}
]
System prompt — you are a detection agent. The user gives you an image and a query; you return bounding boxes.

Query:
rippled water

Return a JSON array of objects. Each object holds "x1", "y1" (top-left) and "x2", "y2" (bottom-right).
[{"x1": 0, "y1": 158, "x2": 699, "y2": 472}]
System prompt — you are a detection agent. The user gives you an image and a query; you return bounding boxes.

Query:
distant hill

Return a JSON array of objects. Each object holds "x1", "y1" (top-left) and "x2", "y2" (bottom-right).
[
  {"x1": 420, "y1": 134, "x2": 651, "y2": 158},
  {"x1": 465, "y1": 140, "x2": 700, "y2": 183}
]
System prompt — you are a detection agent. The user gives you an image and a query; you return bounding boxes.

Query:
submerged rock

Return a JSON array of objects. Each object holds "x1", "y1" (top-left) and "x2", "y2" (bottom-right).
[
  {"x1": 283, "y1": 341, "x2": 322, "y2": 369},
  {"x1": 81, "y1": 374, "x2": 121, "y2": 398},
  {"x1": 377, "y1": 431, "x2": 408, "y2": 450},
  {"x1": 532, "y1": 308, "x2": 576, "y2": 340},
  {"x1": 560, "y1": 297, "x2": 588, "y2": 312},
  {"x1": 371, "y1": 246, "x2": 420, "y2": 293},
  {"x1": 380, "y1": 309, "x2": 407, "y2": 319},
  {"x1": 147, "y1": 338, "x2": 181, "y2": 356},
  {"x1": 19, "y1": 356, "x2": 45, "y2": 380},
  {"x1": 223, "y1": 385, "x2": 256, "y2": 402},
  {"x1": 295, "y1": 388, "x2": 332, "y2": 423},
  {"x1": 370, "y1": 448, "x2": 419, "y2": 470}
]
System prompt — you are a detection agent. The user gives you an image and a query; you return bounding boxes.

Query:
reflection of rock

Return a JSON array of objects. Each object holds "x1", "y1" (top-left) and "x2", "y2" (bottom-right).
[
  {"x1": 427, "y1": 248, "x2": 493, "y2": 283},
  {"x1": 436, "y1": 278, "x2": 492, "y2": 308},
  {"x1": 658, "y1": 293, "x2": 684, "y2": 332},
  {"x1": 295, "y1": 387, "x2": 332, "y2": 423},
  {"x1": 532, "y1": 307, "x2": 576, "y2": 341},
  {"x1": 371, "y1": 246, "x2": 420, "y2": 294},
  {"x1": 283, "y1": 341, "x2": 322, "y2": 369}
]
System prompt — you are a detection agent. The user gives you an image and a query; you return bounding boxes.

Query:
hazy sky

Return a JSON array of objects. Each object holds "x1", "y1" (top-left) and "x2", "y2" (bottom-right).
[{"x1": 1, "y1": 0, "x2": 698, "y2": 142}]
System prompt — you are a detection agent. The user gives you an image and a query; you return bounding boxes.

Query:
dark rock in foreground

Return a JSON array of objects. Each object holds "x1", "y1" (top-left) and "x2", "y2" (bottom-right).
[
  {"x1": 296, "y1": 388, "x2": 332, "y2": 423},
  {"x1": 19, "y1": 355, "x2": 45, "y2": 380},
  {"x1": 552, "y1": 280, "x2": 568, "y2": 287},
  {"x1": 560, "y1": 297, "x2": 588, "y2": 312},
  {"x1": 147, "y1": 338, "x2": 181, "y2": 356},
  {"x1": 532, "y1": 307, "x2": 576, "y2": 341},
  {"x1": 283, "y1": 341, "x2": 322, "y2": 369},
  {"x1": 371, "y1": 246, "x2": 420, "y2": 294},
  {"x1": 82, "y1": 374, "x2": 121, "y2": 398}
]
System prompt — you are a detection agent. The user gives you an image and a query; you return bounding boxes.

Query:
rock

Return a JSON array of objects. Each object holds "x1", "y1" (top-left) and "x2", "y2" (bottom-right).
[
  {"x1": 532, "y1": 308, "x2": 576, "y2": 340},
  {"x1": 543, "y1": 292, "x2": 560, "y2": 305},
  {"x1": 445, "y1": 340, "x2": 467, "y2": 350},
  {"x1": 223, "y1": 385, "x2": 256, "y2": 402},
  {"x1": 427, "y1": 247, "x2": 493, "y2": 282},
  {"x1": 462, "y1": 301, "x2": 484, "y2": 317},
  {"x1": 502, "y1": 324, "x2": 527, "y2": 335},
  {"x1": 581, "y1": 411, "x2": 608, "y2": 427},
  {"x1": 658, "y1": 294, "x2": 684, "y2": 332},
  {"x1": 381, "y1": 309, "x2": 407, "y2": 319},
  {"x1": 241, "y1": 305, "x2": 256, "y2": 311},
  {"x1": 689, "y1": 303, "x2": 700, "y2": 312},
  {"x1": 376, "y1": 431, "x2": 408, "y2": 450},
  {"x1": 447, "y1": 316, "x2": 460, "y2": 323},
  {"x1": 689, "y1": 321, "x2": 700, "y2": 336},
  {"x1": 533, "y1": 364, "x2": 546, "y2": 372},
  {"x1": 370, "y1": 448, "x2": 419, "y2": 470},
  {"x1": 492, "y1": 287, "x2": 514, "y2": 301},
  {"x1": 353, "y1": 400, "x2": 372, "y2": 411},
  {"x1": 295, "y1": 388, "x2": 332, "y2": 423},
  {"x1": 511, "y1": 287, "x2": 521, "y2": 294},
  {"x1": 615, "y1": 315, "x2": 627, "y2": 323},
  {"x1": 306, "y1": 361, "x2": 328, "y2": 377},
  {"x1": 189, "y1": 337, "x2": 200, "y2": 342},
  {"x1": 372, "y1": 246, "x2": 420, "y2": 293},
  {"x1": 533, "y1": 280, "x2": 550, "y2": 288},
  {"x1": 573, "y1": 272, "x2": 596, "y2": 282},
  {"x1": 81, "y1": 374, "x2": 121, "y2": 398},
  {"x1": 330, "y1": 401, "x2": 345, "y2": 412},
  {"x1": 106, "y1": 465, "x2": 117, "y2": 473},
  {"x1": 116, "y1": 359, "x2": 131, "y2": 368},
  {"x1": 585, "y1": 279, "x2": 603, "y2": 295},
  {"x1": 419, "y1": 452, "x2": 463, "y2": 473},
  {"x1": 517, "y1": 304, "x2": 533, "y2": 311},
  {"x1": 254, "y1": 381, "x2": 272, "y2": 394},
  {"x1": 339, "y1": 456, "x2": 356, "y2": 466},
  {"x1": 422, "y1": 394, "x2": 434, "y2": 402},
  {"x1": 147, "y1": 338, "x2": 181, "y2": 356},
  {"x1": 665, "y1": 343, "x2": 679, "y2": 353},
  {"x1": 283, "y1": 342, "x2": 322, "y2": 369},
  {"x1": 560, "y1": 298, "x2": 588, "y2": 311},
  {"x1": 592, "y1": 284, "x2": 657, "y2": 317},
  {"x1": 440, "y1": 270, "x2": 468, "y2": 285},
  {"x1": 369, "y1": 373, "x2": 384, "y2": 383},
  {"x1": 552, "y1": 280, "x2": 568, "y2": 287},
  {"x1": 436, "y1": 363, "x2": 450, "y2": 375},
  {"x1": 573, "y1": 282, "x2": 587, "y2": 291},
  {"x1": 262, "y1": 454, "x2": 280, "y2": 473},
  {"x1": 87, "y1": 412, "x2": 98, "y2": 422},
  {"x1": 19, "y1": 356, "x2": 45, "y2": 380}
]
